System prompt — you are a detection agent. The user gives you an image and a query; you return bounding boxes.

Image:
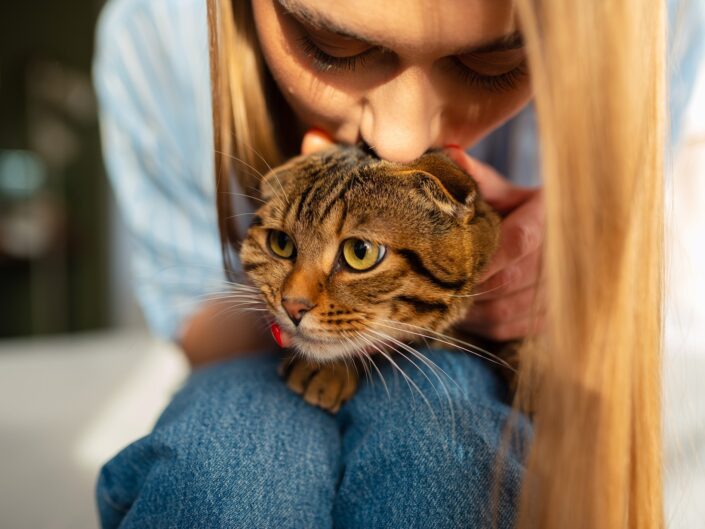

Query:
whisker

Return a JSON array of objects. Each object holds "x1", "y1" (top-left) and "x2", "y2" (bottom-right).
[
  {"x1": 243, "y1": 144, "x2": 290, "y2": 206},
  {"x1": 367, "y1": 329, "x2": 446, "y2": 402},
  {"x1": 377, "y1": 319, "x2": 515, "y2": 372},
  {"x1": 340, "y1": 333, "x2": 373, "y2": 386},
  {"x1": 353, "y1": 331, "x2": 391, "y2": 399},
  {"x1": 196, "y1": 292, "x2": 264, "y2": 302},
  {"x1": 357, "y1": 331, "x2": 434, "y2": 416},
  {"x1": 450, "y1": 282, "x2": 509, "y2": 298},
  {"x1": 214, "y1": 149, "x2": 287, "y2": 205},
  {"x1": 220, "y1": 191, "x2": 268, "y2": 205},
  {"x1": 226, "y1": 212, "x2": 259, "y2": 220}
]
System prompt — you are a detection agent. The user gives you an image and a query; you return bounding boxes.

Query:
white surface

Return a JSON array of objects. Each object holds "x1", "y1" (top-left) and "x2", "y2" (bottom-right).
[
  {"x1": 663, "y1": 63, "x2": 705, "y2": 529},
  {"x1": 0, "y1": 330, "x2": 187, "y2": 529}
]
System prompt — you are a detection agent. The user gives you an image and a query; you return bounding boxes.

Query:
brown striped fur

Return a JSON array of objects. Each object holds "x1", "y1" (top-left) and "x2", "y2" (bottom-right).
[{"x1": 240, "y1": 145, "x2": 500, "y2": 410}]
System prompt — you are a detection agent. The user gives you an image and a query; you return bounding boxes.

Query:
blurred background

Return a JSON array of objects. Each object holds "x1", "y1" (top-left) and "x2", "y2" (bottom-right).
[
  {"x1": 1, "y1": 2, "x2": 187, "y2": 528},
  {"x1": 0, "y1": 1, "x2": 704, "y2": 529}
]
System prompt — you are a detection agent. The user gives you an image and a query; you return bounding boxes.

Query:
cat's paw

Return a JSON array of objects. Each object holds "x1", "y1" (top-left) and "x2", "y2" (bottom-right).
[{"x1": 279, "y1": 356, "x2": 359, "y2": 413}]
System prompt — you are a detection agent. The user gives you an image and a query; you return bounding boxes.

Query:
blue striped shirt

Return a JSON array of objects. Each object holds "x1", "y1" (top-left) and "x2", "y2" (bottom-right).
[{"x1": 93, "y1": 0, "x2": 704, "y2": 341}]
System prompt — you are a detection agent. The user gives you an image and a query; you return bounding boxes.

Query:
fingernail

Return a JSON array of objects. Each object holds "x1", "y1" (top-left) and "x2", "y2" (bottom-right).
[{"x1": 270, "y1": 322, "x2": 284, "y2": 348}]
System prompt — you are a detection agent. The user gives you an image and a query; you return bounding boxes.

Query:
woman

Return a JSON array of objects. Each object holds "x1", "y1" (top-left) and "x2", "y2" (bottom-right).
[{"x1": 93, "y1": 0, "x2": 702, "y2": 527}]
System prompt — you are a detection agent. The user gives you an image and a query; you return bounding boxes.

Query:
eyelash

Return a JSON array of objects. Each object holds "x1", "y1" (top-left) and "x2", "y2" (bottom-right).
[
  {"x1": 298, "y1": 35, "x2": 373, "y2": 72},
  {"x1": 447, "y1": 56, "x2": 528, "y2": 93},
  {"x1": 297, "y1": 35, "x2": 528, "y2": 92}
]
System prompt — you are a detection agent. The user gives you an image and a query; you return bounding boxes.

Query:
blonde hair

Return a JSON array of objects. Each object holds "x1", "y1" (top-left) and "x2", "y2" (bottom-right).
[{"x1": 208, "y1": 0, "x2": 665, "y2": 527}]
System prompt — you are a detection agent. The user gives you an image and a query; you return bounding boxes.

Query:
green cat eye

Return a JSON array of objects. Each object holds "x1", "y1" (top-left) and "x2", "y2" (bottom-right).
[
  {"x1": 342, "y1": 239, "x2": 385, "y2": 271},
  {"x1": 268, "y1": 230, "x2": 296, "y2": 259}
]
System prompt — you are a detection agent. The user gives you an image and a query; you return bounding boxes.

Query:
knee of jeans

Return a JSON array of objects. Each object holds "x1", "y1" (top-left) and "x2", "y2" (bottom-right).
[
  {"x1": 96, "y1": 356, "x2": 340, "y2": 526},
  {"x1": 155, "y1": 354, "x2": 340, "y2": 467},
  {"x1": 337, "y1": 351, "x2": 528, "y2": 527},
  {"x1": 344, "y1": 348, "x2": 530, "y2": 480}
]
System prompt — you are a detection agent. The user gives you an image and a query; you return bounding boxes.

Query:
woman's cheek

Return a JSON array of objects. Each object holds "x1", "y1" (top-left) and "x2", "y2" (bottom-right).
[
  {"x1": 445, "y1": 81, "x2": 533, "y2": 147},
  {"x1": 262, "y1": 48, "x2": 363, "y2": 141}
]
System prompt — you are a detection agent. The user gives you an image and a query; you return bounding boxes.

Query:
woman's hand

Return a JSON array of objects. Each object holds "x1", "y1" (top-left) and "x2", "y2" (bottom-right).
[{"x1": 444, "y1": 147, "x2": 545, "y2": 341}]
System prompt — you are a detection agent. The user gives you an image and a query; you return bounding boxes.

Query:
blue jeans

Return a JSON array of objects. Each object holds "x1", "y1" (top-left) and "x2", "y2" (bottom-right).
[{"x1": 96, "y1": 348, "x2": 530, "y2": 528}]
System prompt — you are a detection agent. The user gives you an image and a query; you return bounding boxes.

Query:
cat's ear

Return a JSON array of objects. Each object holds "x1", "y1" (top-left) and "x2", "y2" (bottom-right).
[{"x1": 408, "y1": 151, "x2": 479, "y2": 218}]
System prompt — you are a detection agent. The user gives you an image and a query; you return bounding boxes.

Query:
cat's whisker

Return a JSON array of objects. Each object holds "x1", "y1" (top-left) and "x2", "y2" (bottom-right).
[
  {"x1": 215, "y1": 280, "x2": 258, "y2": 289},
  {"x1": 367, "y1": 329, "x2": 460, "y2": 439},
  {"x1": 344, "y1": 348, "x2": 360, "y2": 381},
  {"x1": 226, "y1": 212, "x2": 259, "y2": 220},
  {"x1": 207, "y1": 300, "x2": 269, "y2": 322},
  {"x1": 214, "y1": 149, "x2": 267, "y2": 181},
  {"x1": 340, "y1": 335, "x2": 373, "y2": 390},
  {"x1": 339, "y1": 353, "x2": 353, "y2": 388},
  {"x1": 356, "y1": 331, "x2": 434, "y2": 414},
  {"x1": 242, "y1": 143, "x2": 291, "y2": 206},
  {"x1": 374, "y1": 343, "x2": 439, "y2": 422},
  {"x1": 356, "y1": 351, "x2": 373, "y2": 386},
  {"x1": 190, "y1": 296, "x2": 265, "y2": 309},
  {"x1": 366, "y1": 329, "x2": 455, "y2": 423},
  {"x1": 450, "y1": 281, "x2": 510, "y2": 298},
  {"x1": 220, "y1": 191, "x2": 268, "y2": 205},
  {"x1": 214, "y1": 149, "x2": 288, "y2": 205},
  {"x1": 196, "y1": 292, "x2": 264, "y2": 302},
  {"x1": 340, "y1": 332, "x2": 374, "y2": 386},
  {"x1": 353, "y1": 331, "x2": 391, "y2": 399},
  {"x1": 367, "y1": 329, "x2": 444, "y2": 398},
  {"x1": 378, "y1": 319, "x2": 515, "y2": 372},
  {"x1": 170, "y1": 295, "x2": 265, "y2": 312},
  {"x1": 243, "y1": 143, "x2": 275, "y2": 175},
  {"x1": 368, "y1": 328, "x2": 460, "y2": 395}
]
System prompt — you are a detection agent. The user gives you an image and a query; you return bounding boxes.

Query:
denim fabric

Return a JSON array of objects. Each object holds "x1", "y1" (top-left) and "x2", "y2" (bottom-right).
[{"x1": 97, "y1": 349, "x2": 530, "y2": 528}]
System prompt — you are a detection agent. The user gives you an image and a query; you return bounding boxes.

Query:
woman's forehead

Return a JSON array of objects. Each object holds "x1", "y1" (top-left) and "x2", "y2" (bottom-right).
[{"x1": 276, "y1": 0, "x2": 518, "y2": 55}]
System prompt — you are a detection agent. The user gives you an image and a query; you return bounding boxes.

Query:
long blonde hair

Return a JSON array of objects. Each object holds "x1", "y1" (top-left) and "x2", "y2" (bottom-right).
[{"x1": 208, "y1": 1, "x2": 665, "y2": 527}]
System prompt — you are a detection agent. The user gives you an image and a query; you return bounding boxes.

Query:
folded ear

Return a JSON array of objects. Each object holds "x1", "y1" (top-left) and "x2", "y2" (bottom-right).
[{"x1": 407, "y1": 151, "x2": 479, "y2": 218}]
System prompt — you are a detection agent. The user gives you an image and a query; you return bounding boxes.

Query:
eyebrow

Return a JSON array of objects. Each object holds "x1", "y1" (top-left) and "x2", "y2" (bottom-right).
[{"x1": 276, "y1": 0, "x2": 524, "y2": 55}]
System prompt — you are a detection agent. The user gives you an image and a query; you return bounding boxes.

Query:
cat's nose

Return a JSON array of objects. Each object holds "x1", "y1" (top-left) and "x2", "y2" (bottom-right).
[{"x1": 281, "y1": 297, "x2": 314, "y2": 327}]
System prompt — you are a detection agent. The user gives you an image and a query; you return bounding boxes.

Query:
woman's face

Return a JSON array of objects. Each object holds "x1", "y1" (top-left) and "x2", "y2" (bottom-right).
[{"x1": 252, "y1": 0, "x2": 531, "y2": 163}]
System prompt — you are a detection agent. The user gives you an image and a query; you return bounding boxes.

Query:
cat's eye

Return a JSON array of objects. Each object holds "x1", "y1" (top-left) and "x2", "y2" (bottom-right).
[
  {"x1": 342, "y1": 239, "x2": 386, "y2": 271},
  {"x1": 268, "y1": 230, "x2": 296, "y2": 259}
]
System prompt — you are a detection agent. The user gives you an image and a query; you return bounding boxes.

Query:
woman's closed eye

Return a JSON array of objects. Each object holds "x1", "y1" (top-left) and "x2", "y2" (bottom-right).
[
  {"x1": 445, "y1": 52, "x2": 528, "y2": 93},
  {"x1": 297, "y1": 33, "x2": 380, "y2": 72},
  {"x1": 295, "y1": 25, "x2": 527, "y2": 93}
]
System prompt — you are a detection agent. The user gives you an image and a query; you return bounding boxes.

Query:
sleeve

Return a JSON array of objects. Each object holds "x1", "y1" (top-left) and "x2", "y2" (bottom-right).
[
  {"x1": 668, "y1": 0, "x2": 705, "y2": 147},
  {"x1": 93, "y1": 0, "x2": 234, "y2": 341}
]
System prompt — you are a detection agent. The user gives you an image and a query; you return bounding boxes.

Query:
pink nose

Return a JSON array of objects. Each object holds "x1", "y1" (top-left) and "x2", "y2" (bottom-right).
[{"x1": 281, "y1": 297, "x2": 314, "y2": 326}]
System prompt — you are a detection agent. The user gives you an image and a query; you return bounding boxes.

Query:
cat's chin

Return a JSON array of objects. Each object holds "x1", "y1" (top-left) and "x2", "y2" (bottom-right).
[{"x1": 291, "y1": 334, "x2": 373, "y2": 362}]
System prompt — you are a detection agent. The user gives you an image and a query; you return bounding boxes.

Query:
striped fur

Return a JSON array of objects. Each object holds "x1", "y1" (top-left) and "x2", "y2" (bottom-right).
[{"x1": 240, "y1": 145, "x2": 500, "y2": 361}]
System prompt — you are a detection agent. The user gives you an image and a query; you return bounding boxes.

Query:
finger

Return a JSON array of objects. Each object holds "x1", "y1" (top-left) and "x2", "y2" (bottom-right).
[
  {"x1": 443, "y1": 147, "x2": 535, "y2": 213},
  {"x1": 463, "y1": 283, "x2": 545, "y2": 328},
  {"x1": 301, "y1": 128, "x2": 334, "y2": 155},
  {"x1": 473, "y1": 249, "x2": 542, "y2": 302},
  {"x1": 480, "y1": 190, "x2": 544, "y2": 280}
]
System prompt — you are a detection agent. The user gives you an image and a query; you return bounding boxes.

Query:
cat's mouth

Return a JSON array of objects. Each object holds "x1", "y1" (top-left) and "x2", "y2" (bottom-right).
[{"x1": 280, "y1": 322, "x2": 376, "y2": 360}]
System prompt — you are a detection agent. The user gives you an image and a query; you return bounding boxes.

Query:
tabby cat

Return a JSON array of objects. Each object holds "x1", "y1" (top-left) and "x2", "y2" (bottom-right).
[{"x1": 240, "y1": 145, "x2": 501, "y2": 412}]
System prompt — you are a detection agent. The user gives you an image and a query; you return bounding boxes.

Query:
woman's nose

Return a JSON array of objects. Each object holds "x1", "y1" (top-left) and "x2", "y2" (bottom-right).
[{"x1": 360, "y1": 66, "x2": 441, "y2": 163}]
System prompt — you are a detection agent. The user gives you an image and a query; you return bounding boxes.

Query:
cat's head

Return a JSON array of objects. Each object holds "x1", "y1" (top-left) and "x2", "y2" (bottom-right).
[{"x1": 240, "y1": 145, "x2": 500, "y2": 361}]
